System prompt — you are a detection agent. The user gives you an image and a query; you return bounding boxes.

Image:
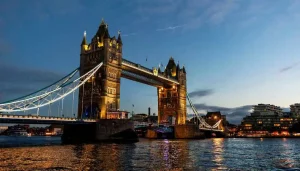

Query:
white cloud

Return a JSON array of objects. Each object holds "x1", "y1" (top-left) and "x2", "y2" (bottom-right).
[
  {"x1": 156, "y1": 24, "x2": 185, "y2": 31},
  {"x1": 132, "y1": 0, "x2": 240, "y2": 30},
  {"x1": 122, "y1": 33, "x2": 137, "y2": 37}
]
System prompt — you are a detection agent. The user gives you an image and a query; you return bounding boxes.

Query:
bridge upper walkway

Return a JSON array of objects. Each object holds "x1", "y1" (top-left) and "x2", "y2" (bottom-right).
[{"x1": 122, "y1": 58, "x2": 179, "y2": 86}]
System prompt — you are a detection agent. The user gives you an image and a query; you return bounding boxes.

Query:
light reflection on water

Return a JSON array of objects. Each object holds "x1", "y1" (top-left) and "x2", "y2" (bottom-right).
[{"x1": 0, "y1": 137, "x2": 300, "y2": 170}]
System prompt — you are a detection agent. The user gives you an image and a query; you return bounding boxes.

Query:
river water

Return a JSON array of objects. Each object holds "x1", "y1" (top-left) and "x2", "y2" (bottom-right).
[{"x1": 0, "y1": 136, "x2": 300, "y2": 171}]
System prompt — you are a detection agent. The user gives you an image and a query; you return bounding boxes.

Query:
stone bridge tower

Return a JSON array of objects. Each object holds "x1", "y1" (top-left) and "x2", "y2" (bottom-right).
[
  {"x1": 158, "y1": 57, "x2": 187, "y2": 125},
  {"x1": 78, "y1": 19, "x2": 122, "y2": 119}
]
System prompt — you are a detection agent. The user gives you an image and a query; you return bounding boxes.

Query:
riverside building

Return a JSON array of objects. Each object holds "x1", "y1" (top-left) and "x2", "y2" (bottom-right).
[
  {"x1": 240, "y1": 104, "x2": 297, "y2": 137},
  {"x1": 290, "y1": 103, "x2": 300, "y2": 117}
]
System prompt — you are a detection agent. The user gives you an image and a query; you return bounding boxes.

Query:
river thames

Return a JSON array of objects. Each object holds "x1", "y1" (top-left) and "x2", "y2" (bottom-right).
[{"x1": 0, "y1": 137, "x2": 300, "y2": 170}]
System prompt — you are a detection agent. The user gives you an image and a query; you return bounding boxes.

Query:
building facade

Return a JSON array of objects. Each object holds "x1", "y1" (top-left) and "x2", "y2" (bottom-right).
[
  {"x1": 77, "y1": 19, "x2": 187, "y2": 125},
  {"x1": 290, "y1": 103, "x2": 300, "y2": 117},
  {"x1": 241, "y1": 104, "x2": 297, "y2": 136},
  {"x1": 157, "y1": 57, "x2": 187, "y2": 125},
  {"x1": 78, "y1": 19, "x2": 122, "y2": 119}
]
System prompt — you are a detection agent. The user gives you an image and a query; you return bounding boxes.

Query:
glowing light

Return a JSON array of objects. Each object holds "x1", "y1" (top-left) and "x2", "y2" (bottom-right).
[
  {"x1": 98, "y1": 42, "x2": 103, "y2": 47},
  {"x1": 84, "y1": 31, "x2": 86, "y2": 37},
  {"x1": 83, "y1": 45, "x2": 88, "y2": 50}
]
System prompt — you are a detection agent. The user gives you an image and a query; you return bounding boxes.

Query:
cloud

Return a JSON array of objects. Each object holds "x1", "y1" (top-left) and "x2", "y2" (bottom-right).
[
  {"x1": 132, "y1": 0, "x2": 240, "y2": 30},
  {"x1": 156, "y1": 24, "x2": 186, "y2": 31},
  {"x1": 188, "y1": 103, "x2": 253, "y2": 124},
  {"x1": 0, "y1": 63, "x2": 64, "y2": 102},
  {"x1": 189, "y1": 89, "x2": 213, "y2": 98},
  {"x1": 279, "y1": 62, "x2": 300, "y2": 73},
  {"x1": 122, "y1": 33, "x2": 137, "y2": 37}
]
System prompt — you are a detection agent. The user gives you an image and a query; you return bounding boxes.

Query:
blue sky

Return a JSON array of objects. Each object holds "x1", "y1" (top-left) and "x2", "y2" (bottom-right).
[{"x1": 1, "y1": 0, "x2": 300, "y2": 124}]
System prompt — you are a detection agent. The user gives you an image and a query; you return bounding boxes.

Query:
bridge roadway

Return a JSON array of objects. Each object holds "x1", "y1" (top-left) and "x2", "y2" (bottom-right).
[
  {"x1": 199, "y1": 127, "x2": 224, "y2": 132},
  {"x1": 0, "y1": 114, "x2": 96, "y2": 125}
]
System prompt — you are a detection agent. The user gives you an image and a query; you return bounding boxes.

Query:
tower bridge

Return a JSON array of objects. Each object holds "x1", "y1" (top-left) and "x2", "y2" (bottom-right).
[
  {"x1": 0, "y1": 19, "x2": 225, "y2": 141},
  {"x1": 78, "y1": 19, "x2": 187, "y2": 125}
]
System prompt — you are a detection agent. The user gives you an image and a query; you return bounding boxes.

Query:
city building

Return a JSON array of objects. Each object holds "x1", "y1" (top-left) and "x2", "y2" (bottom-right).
[
  {"x1": 107, "y1": 110, "x2": 130, "y2": 119},
  {"x1": 290, "y1": 103, "x2": 300, "y2": 117},
  {"x1": 253, "y1": 104, "x2": 283, "y2": 115},
  {"x1": 201, "y1": 111, "x2": 227, "y2": 130},
  {"x1": 240, "y1": 104, "x2": 297, "y2": 137},
  {"x1": 131, "y1": 114, "x2": 148, "y2": 122},
  {"x1": 0, "y1": 126, "x2": 8, "y2": 133}
]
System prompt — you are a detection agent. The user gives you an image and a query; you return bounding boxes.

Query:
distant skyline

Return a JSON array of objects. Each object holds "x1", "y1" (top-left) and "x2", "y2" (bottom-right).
[{"x1": 1, "y1": 0, "x2": 300, "y2": 124}]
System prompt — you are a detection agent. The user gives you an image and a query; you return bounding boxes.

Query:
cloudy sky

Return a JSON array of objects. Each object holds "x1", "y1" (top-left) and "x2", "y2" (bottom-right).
[{"x1": 1, "y1": 0, "x2": 300, "y2": 124}]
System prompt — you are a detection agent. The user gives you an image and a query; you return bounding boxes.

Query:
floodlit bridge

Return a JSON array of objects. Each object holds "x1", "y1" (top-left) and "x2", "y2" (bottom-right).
[{"x1": 0, "y1": 19, "x2": 224, "y2": 141}]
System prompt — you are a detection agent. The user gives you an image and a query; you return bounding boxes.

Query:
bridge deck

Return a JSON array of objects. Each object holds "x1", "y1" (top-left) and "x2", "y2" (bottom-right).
[
  {"x1": 0, "y1": 114, "x2": 96, "y2": 125},
  {"x1": 199, "y1": 127, "x2": 224, "y2": 132}
]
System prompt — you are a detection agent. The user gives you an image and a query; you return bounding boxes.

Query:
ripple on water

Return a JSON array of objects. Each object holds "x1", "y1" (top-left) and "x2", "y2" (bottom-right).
[{"x1": 1, "y1": 137, "x2": 300, "y2": 170}]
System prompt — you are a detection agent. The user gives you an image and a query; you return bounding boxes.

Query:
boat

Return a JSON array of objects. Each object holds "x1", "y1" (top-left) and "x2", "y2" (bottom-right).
[{"x1": 8, "y1": 129, "x2": 29, "y2": 136}]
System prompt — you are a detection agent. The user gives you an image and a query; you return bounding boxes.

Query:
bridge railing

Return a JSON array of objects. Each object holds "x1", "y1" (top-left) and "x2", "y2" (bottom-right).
[
  {"x1": 122, "y1": 58, "x2": 179, "y2": 83},
  {"x1": 0, "y1": 114, "x2": 96, "y2": 122}
]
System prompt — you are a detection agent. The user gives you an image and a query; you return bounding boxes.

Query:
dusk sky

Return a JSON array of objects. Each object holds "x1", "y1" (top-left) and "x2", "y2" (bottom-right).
[{"x1": 1, "y1": 0, "x2": 300, "y2": 123}]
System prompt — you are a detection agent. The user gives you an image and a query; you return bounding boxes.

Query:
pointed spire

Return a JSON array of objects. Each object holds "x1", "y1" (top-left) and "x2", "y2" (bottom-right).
[
  {"x1": 100, "y1": 18, "x2": 105, "y2": 26},
  {"x1": 81, "y1": 31, "x2": 87, "y2": 45},
  {"x1": 182, "y1": 65, "x2": 186, "y2": 73},
  {"x1": 117, "y1": 30, "x2": 122, "y2": 44}
]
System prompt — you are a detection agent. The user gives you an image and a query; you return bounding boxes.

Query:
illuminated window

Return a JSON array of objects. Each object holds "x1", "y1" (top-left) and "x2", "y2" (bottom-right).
[
  {"x1": 274, "y1": 124, "x2": 280, "y2": 127},
  {"x1": 245, "y1": 124, "x2": 252, "y2": 127}
]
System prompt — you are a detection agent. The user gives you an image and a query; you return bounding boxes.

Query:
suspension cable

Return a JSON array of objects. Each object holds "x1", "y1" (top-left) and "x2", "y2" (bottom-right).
[
  {"x1": 91, "y1": 76, "x2": 94, "y2": 119},
  {"x1": 81, "y1": 84, "x2": 85, "y2": 119},
  {"x1": 61, "y1": 89, "x2": 64, "y2": 117},
  {"x1": 48, "y1": 103, "x2": 50, "y2": 117},
  {"x1": 58, "y1": 100, "x2": 60, "y2": 117},
  {"x1": 0, "y1": 62, "x2": 102, "y2": 113},
  {"x1": 187, "y1": 93, "x2": 222, "y2": 129},
  {"x1": 72, "y1": 91, "x2": 75, "y2": 118}
]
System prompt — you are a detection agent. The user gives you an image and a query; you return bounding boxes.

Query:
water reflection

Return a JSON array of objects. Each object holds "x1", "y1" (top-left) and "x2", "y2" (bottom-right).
[
  {"x1": 1, "y1": 137, "x2": 300, "y2": 170},
  {"x1": 212, "y1": 138, "x2": 226, "y2": 170}
]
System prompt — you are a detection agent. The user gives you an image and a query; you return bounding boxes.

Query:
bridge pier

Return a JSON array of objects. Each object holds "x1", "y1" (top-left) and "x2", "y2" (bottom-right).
[
  {"x1": 174, "y1": 125, "x2": 204, "y2": 139},
  {"x1": 62, "y1": 119, "x2": 138, "y2": 143}
]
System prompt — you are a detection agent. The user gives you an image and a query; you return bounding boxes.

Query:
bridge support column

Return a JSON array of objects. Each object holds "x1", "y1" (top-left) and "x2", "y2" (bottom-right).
[
  {"x1": 157, "y1": 58, "x2": 187, "y2": 125},
  {"x1": 157, "y1": 84, "x2": 186, "y2": 125},
  {"x1": 78, "y1": 19, "x2": 122, "y2": 119}
]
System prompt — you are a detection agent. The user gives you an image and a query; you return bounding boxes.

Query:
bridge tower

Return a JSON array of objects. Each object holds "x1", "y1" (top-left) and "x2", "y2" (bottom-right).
[
  {"x1": 78, "y1": 19, "x2": 122, "y2": 119},
  {"x1": 158, "y1": 57, "x2": 187, "y2": 125}
]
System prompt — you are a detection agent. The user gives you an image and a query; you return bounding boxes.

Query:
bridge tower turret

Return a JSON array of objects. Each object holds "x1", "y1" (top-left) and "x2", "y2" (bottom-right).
[
  {"x1": 158, "y1": 57, "x2": 187, "y2": 125},
  {"x1": 78, "y1": 19, "x2": 122, "y2": 119}
]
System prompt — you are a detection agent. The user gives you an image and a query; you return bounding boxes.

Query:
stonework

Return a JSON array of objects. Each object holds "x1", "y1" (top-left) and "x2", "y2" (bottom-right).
[
  {"x1": 78, "y1": 19, "x2": 122, "y2": 119},
  {"x1": 78, "y1": 20, "x2": 187, "y2": 125},
  {"x1": 157, "y1": 58, "x2": 187, "y2": 125}
]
